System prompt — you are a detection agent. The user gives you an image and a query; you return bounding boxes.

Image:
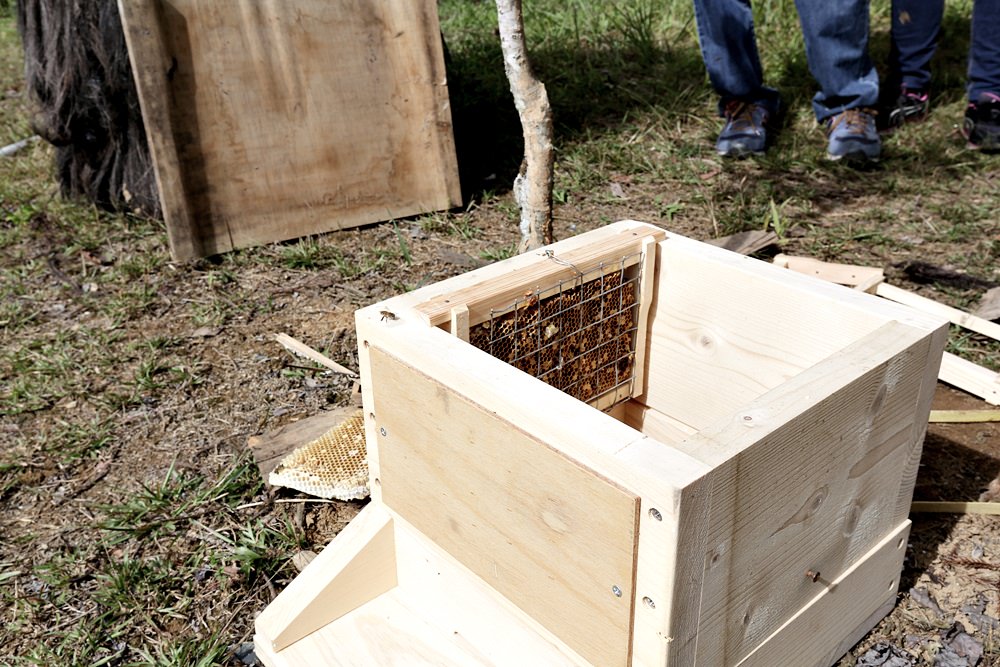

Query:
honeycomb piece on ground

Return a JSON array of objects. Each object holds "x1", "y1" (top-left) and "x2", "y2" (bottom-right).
[{"x1": 268, "y1": 409, "x2": 369, "y2": 500}]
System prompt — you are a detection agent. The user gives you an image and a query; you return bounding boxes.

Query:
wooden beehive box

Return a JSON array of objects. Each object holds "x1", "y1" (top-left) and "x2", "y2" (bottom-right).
[{"x1": 254, "y1": 221, "x2": 948, "y2": 666}]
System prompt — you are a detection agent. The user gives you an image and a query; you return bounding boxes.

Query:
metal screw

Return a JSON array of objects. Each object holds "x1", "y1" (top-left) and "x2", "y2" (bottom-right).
[
  {"x1": 379, "y1": 427, "x2": 387, "y2": 437},
  {"x1": 642, "y1": 596, "x2": 656, "y2": 609},
  {"x1": 805, "y1": 570, "x2": 821, "y2": 583},
  {"x1": 648, "y1": 508, "x2": 662, "y2": 521},
  {"x1": 612, "y1": 585, "x2": 622, "y2": 598}
]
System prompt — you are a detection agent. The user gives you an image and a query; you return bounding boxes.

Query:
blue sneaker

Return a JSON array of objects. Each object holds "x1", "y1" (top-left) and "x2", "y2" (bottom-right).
[
  {"x1": 826, "y1": 108, "x2": 880, "y2": 162},
  {"x1": 716, "y1": 101, "x2": 771, "y2": 158}
]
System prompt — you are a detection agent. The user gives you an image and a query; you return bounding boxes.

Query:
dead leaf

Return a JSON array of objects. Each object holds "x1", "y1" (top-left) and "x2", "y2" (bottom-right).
[
  {"x1": 190, "y1": 326, "x2": 222, "y2": 338},
  {"x1": 291, "y1": 550, "x2": 317, "y2": 572},
  {"x1": 974, "y1": 286, "x2": 1000, "y2": 321}
]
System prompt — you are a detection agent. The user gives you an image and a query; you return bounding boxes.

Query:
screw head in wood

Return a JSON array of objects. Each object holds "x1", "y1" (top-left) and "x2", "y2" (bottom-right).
[
  {"x1": 379, "y1": 427, "x2": 387, "y2": 437},
  {"x1": 612, "y1": 585, "x2": 622, "y2": 597},
  {"x1": 648, "y1": 507, "x2": 662, "y2": 521}
]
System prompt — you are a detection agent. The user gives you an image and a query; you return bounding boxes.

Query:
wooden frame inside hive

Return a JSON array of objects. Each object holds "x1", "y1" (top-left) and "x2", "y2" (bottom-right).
[{"x1": 254, "y1": 220, "x2": 948, "y2": 667}]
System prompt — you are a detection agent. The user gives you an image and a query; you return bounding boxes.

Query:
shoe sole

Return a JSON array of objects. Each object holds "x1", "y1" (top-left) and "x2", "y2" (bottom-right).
[
  {"x1": 717, "y1": 148, "x2": 765, "y2": 158},
  {"x1": 827, "y1": 151, "x2": 879, "y2": 164}
]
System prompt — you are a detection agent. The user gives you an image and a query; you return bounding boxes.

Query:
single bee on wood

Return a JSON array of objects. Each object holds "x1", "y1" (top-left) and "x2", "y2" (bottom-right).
[{"x1": 379, "y1": 310, "x2": 398, "y2": 322}]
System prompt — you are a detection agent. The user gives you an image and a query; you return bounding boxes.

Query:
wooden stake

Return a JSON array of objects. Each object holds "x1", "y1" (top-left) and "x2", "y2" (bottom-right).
[{"x1": 274, "y1": 333, "x2": 357, "y2": 377}]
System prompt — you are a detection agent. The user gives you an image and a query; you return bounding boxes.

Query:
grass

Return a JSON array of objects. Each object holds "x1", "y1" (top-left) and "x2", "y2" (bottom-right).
[{"x1": 0, "y1": 1, "x2": 998, "y2": 665}]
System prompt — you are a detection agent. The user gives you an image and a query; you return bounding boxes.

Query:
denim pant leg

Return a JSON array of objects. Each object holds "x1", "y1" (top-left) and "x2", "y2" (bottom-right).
[
  {"x1": 889, "y1": 0, "x2": 944, "y2": 91},
  {"x1": 969, "y1": 0, "x2": 1000, "y2": 100},
  {"x1": 691, "y1": 0, "x2": 780, "y2": 116},
  {"x1": 794, "y1": 0, "x2": 880, "y2": 121}
]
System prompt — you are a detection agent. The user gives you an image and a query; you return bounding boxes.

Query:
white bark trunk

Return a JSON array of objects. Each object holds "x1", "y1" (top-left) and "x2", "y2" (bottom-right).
[{"x1": 494, "y1": 0, "x2": 554, "y2": 252}]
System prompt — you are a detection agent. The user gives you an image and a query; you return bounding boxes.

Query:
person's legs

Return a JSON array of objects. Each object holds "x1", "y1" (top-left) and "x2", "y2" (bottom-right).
[
  {"x1": 691, "y1": 0, "x2": 780, "y2": 115},
  {"x1": 692, "y1": 0, "x2": 781, "y2": 155},
  {"x1": 889, "y1": 0, "x2": 944, "y2": 93},
  {"x1": 794, "y1": 0, "x2": 879, "y2": 122},
  {"x1": 964, "y1": 0, "x2": 1000, "y2": 150},
  {"x1": 968, "y1": 0, "x2": 1000, "y2": 100}
]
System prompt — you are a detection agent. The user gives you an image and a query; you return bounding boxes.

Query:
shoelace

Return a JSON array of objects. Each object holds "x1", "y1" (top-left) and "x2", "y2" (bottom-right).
[
  {"x1": 828, "y1": 108, "x2": 875, "y2": 136},
  {"x1": 723, "y1": 101, "x2": 760, "y2": 133}
]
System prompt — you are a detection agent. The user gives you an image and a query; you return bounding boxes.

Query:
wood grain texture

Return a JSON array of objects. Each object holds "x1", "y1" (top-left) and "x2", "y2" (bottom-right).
[
  {"x1": 120, "y1": 0, "x2": 461, "y2": 260},
  {"x1": 736, "y1": 522, "x2": 910, "y2": 667},
  {"x1": 118, "y1": 0, "x2": 199, "y2": 259},
  {"x1": 643, "y1": 237, "x2": 945, "y2": 432},
  {"x1": 369, "y1": 345, "x2": 640, "y2": 667},
  {"x1": 255, "y1": 503, "x2": 398, "y2": 652},
  {"x1": 668, "y1": 321, "x2": 943, "y2": 666}
]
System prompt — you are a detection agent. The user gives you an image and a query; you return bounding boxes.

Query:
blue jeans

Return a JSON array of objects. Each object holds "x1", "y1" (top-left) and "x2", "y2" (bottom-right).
[
  {"x1": 891, "y1": 0, "x2": 1000, "y2": 101},
  {"x1": 692, "y1": 0, "x2": 879, "y2": 122}
]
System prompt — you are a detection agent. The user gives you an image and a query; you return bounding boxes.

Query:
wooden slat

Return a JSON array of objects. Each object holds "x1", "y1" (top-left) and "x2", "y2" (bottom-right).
[
  {"x1": 928, "y1": 409, "x2": 1000, "y2": 423},
  {"x1": 369, "y1": 346, "x2": 640, "y2": 667},
  {"x1": 120, "y1": 0, "x2": 460, "y2": 260},
  {"x1": 118, "y1": 0, "x2": 199, "y2": 259},
  {"x1": 938, "y1": 352, "x2": 1000, "y2": 405},
  {"x1": 411, "y1": 223, "x2": 665, "y2": 326},
  {"x1": 631, "y1": 236, "x2": 657, "y2": 398},
  {"x1": 876, "y1": 282, "x2": 1000, "y2": 341},
  {"x1": 773, "y1": 254, "x2": 884, "y2": 287}
]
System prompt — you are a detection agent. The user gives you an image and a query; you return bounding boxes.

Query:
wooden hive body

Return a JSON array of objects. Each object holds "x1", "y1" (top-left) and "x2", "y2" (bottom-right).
[{"x1": 255, "y1": 221, "x2": 948, "y2": 666}]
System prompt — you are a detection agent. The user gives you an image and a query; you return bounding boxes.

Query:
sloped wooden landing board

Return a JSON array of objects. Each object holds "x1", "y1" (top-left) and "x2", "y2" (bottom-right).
[{"x1": 119, "y1": 0, "x2": 461, "y2": 260}]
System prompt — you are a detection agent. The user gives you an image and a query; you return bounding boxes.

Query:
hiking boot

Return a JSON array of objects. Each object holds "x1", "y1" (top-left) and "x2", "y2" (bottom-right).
[
  {"x1": 963, "y1": 93, "x2": 1000, "y2": 151},
  {"x1": 826, "y1": 108, "x2": 880, "y2": 163},
  {"x1": 716, "y1": 101, "x2": 771, "y2": 158},
  {"x1": 885, "y1": 87, "x2": 929, "y2": 130}
]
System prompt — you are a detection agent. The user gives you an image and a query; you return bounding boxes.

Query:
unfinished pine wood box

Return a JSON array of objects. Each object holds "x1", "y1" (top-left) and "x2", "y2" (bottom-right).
[{"x1": 255, "y1": 221, "x2": 948, "y2": 667}]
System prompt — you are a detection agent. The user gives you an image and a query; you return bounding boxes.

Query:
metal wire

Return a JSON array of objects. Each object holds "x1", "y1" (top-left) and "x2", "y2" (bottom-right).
[{"x1": 469, "y1": 252, "x2": 642, "y2": 409}]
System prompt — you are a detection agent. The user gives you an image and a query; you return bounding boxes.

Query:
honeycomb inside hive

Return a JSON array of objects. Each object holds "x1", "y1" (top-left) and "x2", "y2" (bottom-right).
[{"x1": 468, "y1": 256, "x2": 640, "y2": 409}]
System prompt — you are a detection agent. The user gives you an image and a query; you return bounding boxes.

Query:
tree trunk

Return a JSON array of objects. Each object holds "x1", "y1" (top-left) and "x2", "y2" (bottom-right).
[{"x1": 494, "y1": 0, "x2": 554, "y2": 252}]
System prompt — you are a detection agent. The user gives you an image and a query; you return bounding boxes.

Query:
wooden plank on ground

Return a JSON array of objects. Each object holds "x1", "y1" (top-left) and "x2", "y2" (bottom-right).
[
  {"x1": 773, "y1": 254, "x2": 884, "y2": 287},
  {"x1": 928, "y1": 409, "x2": 1000, "y2": 423},
  {"x1": 707, "y1": 230, "x2": 779, "y2": 256},
  {"x1": 938, "y1": 352, "x2": 1000, "y2": 406},
  {"x1": 876, "y1": 283, "x2": 1000, "y2": 342},
  {"x1": 119, "y1": 0, "x2": 461, "y2": 260}
]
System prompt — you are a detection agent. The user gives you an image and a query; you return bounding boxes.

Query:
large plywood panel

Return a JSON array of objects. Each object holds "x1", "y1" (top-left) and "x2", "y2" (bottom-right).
[
  {"x1": 369, "y1": 347, "x2": 640, "y2": 667},
  {"x1": 120, "y1": 0, "x2": 461, "y2": 260}
]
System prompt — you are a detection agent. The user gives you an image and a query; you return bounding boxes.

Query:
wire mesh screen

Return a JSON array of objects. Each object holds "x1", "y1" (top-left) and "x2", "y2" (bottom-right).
[{"x1": 468, "y1": 253, "x2": 642, "y2": 409}]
